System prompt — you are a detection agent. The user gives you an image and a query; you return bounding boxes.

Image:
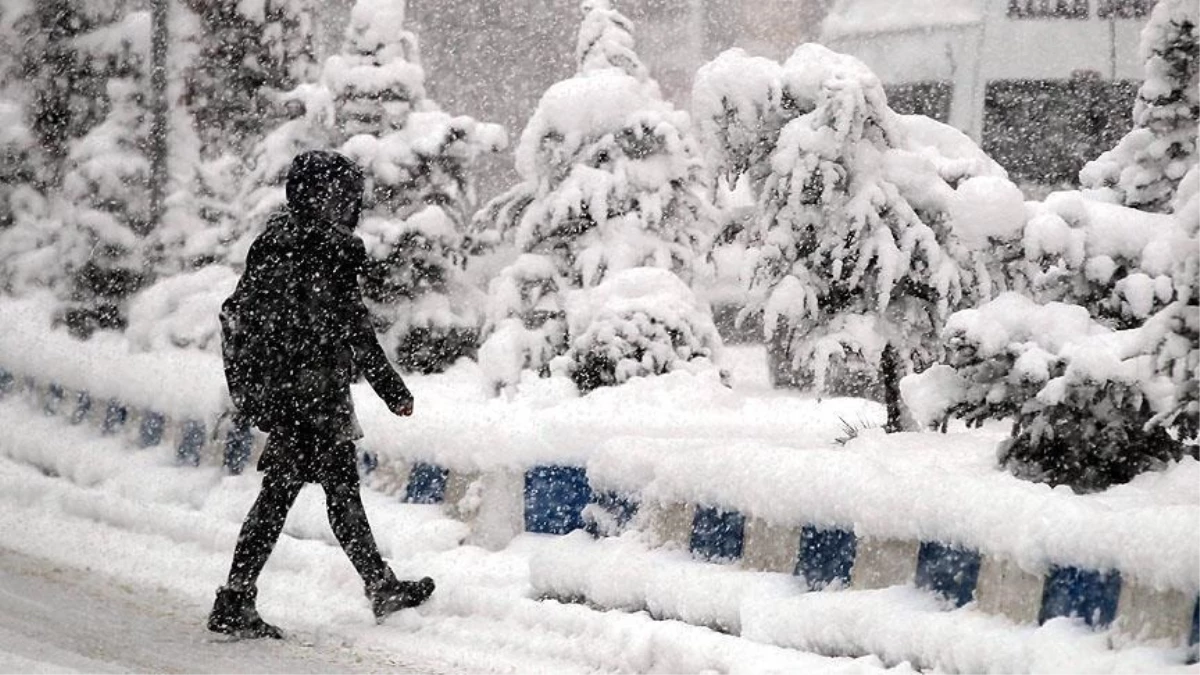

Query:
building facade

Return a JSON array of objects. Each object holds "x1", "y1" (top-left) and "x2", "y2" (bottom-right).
[{"x1": 821, "y1": 0, "x2": 1155, "y2": 188}]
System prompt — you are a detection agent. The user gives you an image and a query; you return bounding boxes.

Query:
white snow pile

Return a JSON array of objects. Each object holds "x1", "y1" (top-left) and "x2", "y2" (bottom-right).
[
  {"x1": 125, "y1": 265, "x2": 239, "y2": 353},
  {"x1": 0, "y1": 295, "x2": 228, "y2": 417},
  {"x1": 558, "y1": 268, "x2": 725, "y2": 390},
  {"x1": 532, "y1": 533, "x2": 1192, "y2": 674}
]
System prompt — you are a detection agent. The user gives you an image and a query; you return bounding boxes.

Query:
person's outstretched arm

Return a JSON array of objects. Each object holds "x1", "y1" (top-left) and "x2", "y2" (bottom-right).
[
  {"x1": 342, "y1": 238, "x2": 413, "y2": 415},
  {"x1": 350, "y1": 303, "x2": 413, "y2": 415}
]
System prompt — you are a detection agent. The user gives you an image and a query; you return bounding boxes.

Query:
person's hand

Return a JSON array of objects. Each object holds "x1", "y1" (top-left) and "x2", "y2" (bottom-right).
[{"x1": 390, "y1": 397, "x2": 414, "y2": 417}]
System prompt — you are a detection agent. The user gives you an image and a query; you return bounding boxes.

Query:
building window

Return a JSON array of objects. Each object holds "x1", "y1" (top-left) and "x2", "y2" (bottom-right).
[
  {"x1": 1007, "y1": 0, "x2": 1090, "y2": 19},
  {"x1": 1097, "y1": 0, "x2": 1155, "y2": 18},
  {"x1": 884, "y1": 81, "x2": 954, "y2": 123},
  {"x1": 983, "y1": 77, "x2": 1137, "y2": 187}
]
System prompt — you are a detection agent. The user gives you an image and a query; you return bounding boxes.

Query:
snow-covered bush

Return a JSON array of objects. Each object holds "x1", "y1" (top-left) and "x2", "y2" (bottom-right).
[
  {"x1": 697, "y1": 43, "x2": 1020, "y2": 428},
  {"x1": 1022, "y1": 190, "x2": 1187, "y2": 328},
  {"x1": 560, "y1": 267, "x2": 723, "y2": 393},
  {"x1": 1156, "y1": 254, "x2": 1200, "y2": 439},
  {"x1": 474, "y1": 0, "x2": 718, "y2": 394},
  {"x1": 903, "y1": 288, "x2": 1197, "y2": 492},
  {"x1": 1080, "y1": 0, "x2": 1198, "y2": 212},
  {"x1": 329, "y1": 0, "x2": 505, "y2": 372}
]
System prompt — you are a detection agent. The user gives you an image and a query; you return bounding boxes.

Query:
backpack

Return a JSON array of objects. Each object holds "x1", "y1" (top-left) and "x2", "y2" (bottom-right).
[{"x1": 219, "y1": 233, "x2": 335, "y2": 430}]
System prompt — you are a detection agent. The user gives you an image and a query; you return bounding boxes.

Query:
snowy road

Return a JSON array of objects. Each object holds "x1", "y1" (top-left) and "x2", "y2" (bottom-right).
[{"x1": 0, "y1": 547, "x2": 423, "y2": 674}]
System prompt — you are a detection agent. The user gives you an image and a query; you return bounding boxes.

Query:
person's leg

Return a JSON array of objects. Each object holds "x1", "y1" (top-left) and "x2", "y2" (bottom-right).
[
  {"x1": 209, "y1": 467, "x2": 303, "y2": 638},
  {"x1": 320, "y1": 441, "x2": 434, "y2": 619},
  {"x1": 321, "y1": 442, "x2": 388, "y2": 587},
  {"x1": 225, "y1": 470, "x2": 304, "y2": 590}
]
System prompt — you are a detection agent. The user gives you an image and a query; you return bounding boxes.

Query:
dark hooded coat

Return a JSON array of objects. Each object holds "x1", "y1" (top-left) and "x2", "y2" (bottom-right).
[{"x1": 226, "y1": 150, "x2": 411, "y2": 482}]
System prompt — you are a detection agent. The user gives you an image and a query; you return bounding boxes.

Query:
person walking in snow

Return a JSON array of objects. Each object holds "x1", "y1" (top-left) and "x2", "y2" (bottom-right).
[{"x1": 209, "y1": 150, "x2": 434, "y2": 639}]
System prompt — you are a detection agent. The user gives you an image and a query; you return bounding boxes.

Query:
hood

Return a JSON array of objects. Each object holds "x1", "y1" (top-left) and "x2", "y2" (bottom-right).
[{"x1": 285, "y1": 150, "x2": 365, "y2": 234}]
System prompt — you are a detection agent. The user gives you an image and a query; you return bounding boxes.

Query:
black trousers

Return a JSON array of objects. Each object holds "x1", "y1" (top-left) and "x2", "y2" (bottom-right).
[{"x1": 224, "y1": 437, "x2": 389, "y2": 592}]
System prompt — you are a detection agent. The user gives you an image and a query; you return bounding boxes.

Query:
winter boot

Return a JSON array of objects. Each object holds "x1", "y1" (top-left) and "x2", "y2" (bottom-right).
[
  {"x1": 367, "y1": 571, "x2": 435, "y2": 620},
  {"x1": 207, "y1": 586, "x2": 284, "y2": 639}
]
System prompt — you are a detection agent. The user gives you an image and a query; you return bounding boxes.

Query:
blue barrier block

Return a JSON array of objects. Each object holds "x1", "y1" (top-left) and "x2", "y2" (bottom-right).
[
  {"x1": 223, "y1": 421, "x2": 253, "y2": 474},
  {"x1": 796, "y1": 525, "x2": 857, "y2": 590},
  {"x1": 585, "y1": 490, "x2": 639, "y2": 537},
  {"x1": 0, "y1": 368, "x2": 12, "y2": 397},
  {"x1": 524, "y1": 466, "x2": 591, "y2": 534},
  {"x1": 102, "y1": 399, "x2": 127, "y2": 434},
  {"x1": 139, "y1": 411, "x2": 166, "y2": 448},
  {"x1": 43, "y1": 383, "x2": 64, "y2": 416},
  {"x1": 177, "y1": 420, "x2": 205, "y2": 467},
  {"x1": 70, "y1": 390, "x2": 91, "y2": 424},
  {"x1": 1038, "y1": 565, "x2": 1122, "y2": 628},
  {"x1": 915, "y1": 541, "x2": 981, "y2": 608},
  {"x1": 690, "y1": 506, "x2": 745, "y2": 563},
  {"x1": 405, "y1": 462, "x2": 450, "y2": 504}
]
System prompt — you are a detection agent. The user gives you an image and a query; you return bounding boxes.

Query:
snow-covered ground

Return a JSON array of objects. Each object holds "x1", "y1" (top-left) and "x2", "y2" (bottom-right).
[{"x1": 0, "y1": 364, "x2": 908, "y2": 674}]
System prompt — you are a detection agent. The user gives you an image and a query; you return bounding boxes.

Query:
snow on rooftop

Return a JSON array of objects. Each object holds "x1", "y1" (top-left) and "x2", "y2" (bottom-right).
[{"x1": 821, "y1": 0, "x2": 982, "y2": 40}]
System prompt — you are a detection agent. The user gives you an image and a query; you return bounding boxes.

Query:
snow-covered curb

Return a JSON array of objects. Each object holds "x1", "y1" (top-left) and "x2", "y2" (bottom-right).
[{"x1": 1, "y1": 294, "x2": 1197, "y2": 663}]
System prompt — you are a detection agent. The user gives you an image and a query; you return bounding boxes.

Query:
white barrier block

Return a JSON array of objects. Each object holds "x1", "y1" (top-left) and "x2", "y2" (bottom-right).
[
  {"x1": 742, "y1": 517, "x2": 800, "y2": 574},
  {"x1": 851, "y1": 536, "x2": 919, "y2": 590},
  {"x1": 465, "y1": 469, "x2": 524, "y2": 551},
  {"x1": 250, "y1": 428, "x2": 269, "y2": 465},
  {"x1": 365, "y1": 455, "x2": 411, "y2": 497},
  {"x1": 443, "y1": 469, "x2": 482, "y2": 522},
  {"x1": 123, "y1": 407, "x2": 144, "y2": 445},
  {"x1": 641, "y1": 501, "x2": 695, "y2": 551},
  {"x1": 1114, "y1": 577, "x2": 1195, "y2": 646},
  {"x1": 975, "y1": 554, "x2": 1044, "y2": 625}
]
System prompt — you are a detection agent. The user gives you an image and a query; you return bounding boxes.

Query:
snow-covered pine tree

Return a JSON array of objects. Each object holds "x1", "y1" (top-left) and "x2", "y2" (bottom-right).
[
  {"x1": 233, "y1": 82, "x2": 335, "y2": 264},
  {"x1": 4, "y1": 0, "x2": 138, "y2": 190},
  {"x1": 57, "y1": 74, "x2": 153, "y2": 336},
  {"x1": 328, "y1": 0, "x2": 505, "y2": 373},
  {"x1": 1081, "y1": 0, "x2": 1199, "y2": 212},
  {"x1": 0, "y1": 99, "x2": 36, "y2": 230},
  {"x1": 182, "y1": 0, "x2": 318, "y2": 157},
  {"x1": 473, "y1": 0, "x2": 719, "y2": 394},
  {"x1": 716, "y1": 44, "x2": 1022, "y2": 429}
]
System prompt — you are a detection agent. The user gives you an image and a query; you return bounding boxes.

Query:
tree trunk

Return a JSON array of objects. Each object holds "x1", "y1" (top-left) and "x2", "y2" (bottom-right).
[
  {"x1": 881, "y1": 341, "x2": 904, "y2": 433},
  {"x1": 147, "y1": 0, "x2": 170, "y2": 234}
]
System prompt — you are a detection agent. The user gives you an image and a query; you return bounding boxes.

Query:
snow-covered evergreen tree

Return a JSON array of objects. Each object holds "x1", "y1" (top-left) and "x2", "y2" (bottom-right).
[
  {"x1": 57, "y1": 76, "x2": 153, "y2": 336},
  {"x1": 182, "y1": 0, "x2": 318, "y2": 157},
  {"x1": 233, "y1": 83, "x2": 334, "y2": 264},
  {"x1": 324, "y1": 0, "x2": 505, "y2": 373},
  {"x1": 707, "y1": 44, "x2": 1020, "y2": 428},
  {"x1": 1081, "y1": 0, "x2": 1199, "y2": 212},
  {"x1": 4, "y1": 0, "x2": 145, "y2": 190},
  {"x1": 0, "y1": 99, "x2": 36, "y2": 230},
  {"x1": 474, "y1": 0, "x2": 718, "y2": 393}
]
